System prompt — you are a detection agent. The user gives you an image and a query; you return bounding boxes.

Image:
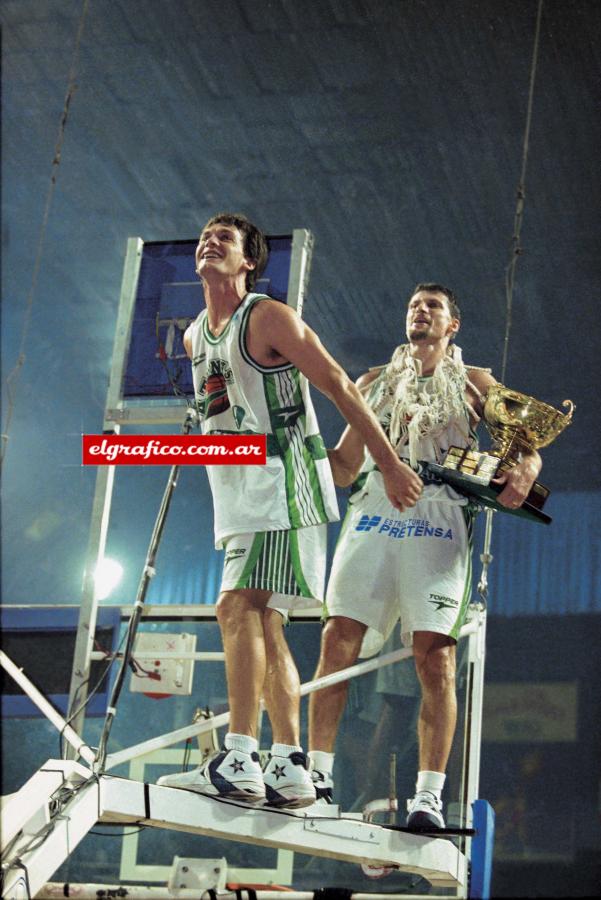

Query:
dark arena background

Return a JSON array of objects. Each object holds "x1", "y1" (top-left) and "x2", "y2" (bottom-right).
[{"x1": 1, "y1": 1, "x2": 600, "y2": 898}]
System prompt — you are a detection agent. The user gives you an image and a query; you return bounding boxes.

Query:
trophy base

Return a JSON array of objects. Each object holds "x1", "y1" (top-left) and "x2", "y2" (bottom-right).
[
  {"x1": 420, "y1": 447, "x2": 552, "y2": 525},
  {"x1": 443, "y1": 447, "x2": 550, "y2": 511}
]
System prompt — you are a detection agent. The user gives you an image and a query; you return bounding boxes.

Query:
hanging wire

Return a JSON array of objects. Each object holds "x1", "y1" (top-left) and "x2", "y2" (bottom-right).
[
  {"x1": 479, "y1": 0, "x2": 545, "y2": 601},
  {"x1": 1, "y1": 0, "x2": 91, "y2": 465},
  {"x1": 500, "y1": 0, "x2": 545, "y2": 384}
]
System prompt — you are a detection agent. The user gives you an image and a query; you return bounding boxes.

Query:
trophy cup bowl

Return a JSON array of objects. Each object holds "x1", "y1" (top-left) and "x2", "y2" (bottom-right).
[
  {"x1": 428, "y1": 384, "x2": 575, "y2": 523},
  {"x1": 483, "y1": 384, "x2": 575, "y2": 461}
]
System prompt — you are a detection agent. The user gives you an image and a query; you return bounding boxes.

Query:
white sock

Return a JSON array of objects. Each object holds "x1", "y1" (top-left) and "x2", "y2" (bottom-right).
[
  {"x1": 224, "y1": 732, "x2": 258, "y2": 754},
  {"x1": 271, "y1": 742, "x2": 302, "y2": 757},
  {"x1": 309, "y1": 750, "x2": 335, "y2": 775},
  {"x1": 416, "y1": 770, "x2": 446, "y2": 800}
]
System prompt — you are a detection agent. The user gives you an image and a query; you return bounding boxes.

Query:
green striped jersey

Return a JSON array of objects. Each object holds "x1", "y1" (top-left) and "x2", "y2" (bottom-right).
[{"x1": 188, "y1": 293, "x2": 339, "y2": 547}]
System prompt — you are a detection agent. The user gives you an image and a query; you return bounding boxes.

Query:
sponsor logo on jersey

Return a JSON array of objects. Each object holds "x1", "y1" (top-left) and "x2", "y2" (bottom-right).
[
  {"x1": 356, "y1": 515, "x2": 382, "y2": 532},
  {"x1": 225, "y1": 548, "x2": 247, "y2": 563},
  {"x1": 428, "y1": 593, "x2": 459, "y2": 611},
  {"x1": 196, "y1": 359, "x2": 234, "y2": 420},
  {"x1": 354, "y1": 515, "x2": 453, "y2": 540},
  {"x1": 272, "y1": 406, "x2": 302, "y2": 429}
]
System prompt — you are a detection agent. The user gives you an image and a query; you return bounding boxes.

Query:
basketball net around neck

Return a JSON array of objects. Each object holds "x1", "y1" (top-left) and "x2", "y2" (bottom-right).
[{"x1": 373, "y1": 343, "x2": 469, "y2": 467}]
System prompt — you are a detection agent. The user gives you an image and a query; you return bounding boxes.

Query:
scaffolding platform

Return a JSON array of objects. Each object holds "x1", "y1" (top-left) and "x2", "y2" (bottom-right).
[{"x1": 2, "y1": 760, "x2": 467, "y2": 899}]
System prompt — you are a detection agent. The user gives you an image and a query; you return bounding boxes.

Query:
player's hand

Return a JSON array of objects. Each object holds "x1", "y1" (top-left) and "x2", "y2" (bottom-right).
[
  {"x1": 380, "y1": 457, "x2": 423, "y2": 512},
  {"x1": 493, "y1": 455, "x2": 540, "y2": 509}
]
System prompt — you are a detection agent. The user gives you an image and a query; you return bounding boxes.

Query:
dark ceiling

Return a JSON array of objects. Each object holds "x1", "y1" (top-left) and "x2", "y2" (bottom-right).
[{"x1": 2, "y1": 0, "x2": 600, "y2": 606}]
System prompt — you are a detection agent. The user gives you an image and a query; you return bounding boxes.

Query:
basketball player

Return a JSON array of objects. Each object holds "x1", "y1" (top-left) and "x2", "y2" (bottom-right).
[
  {"x1": 308, "y1": 283, "x2": 542, "y2": 828},
  {"x1": 158, "y1": 214, "x2": 423, "y2": 807}
]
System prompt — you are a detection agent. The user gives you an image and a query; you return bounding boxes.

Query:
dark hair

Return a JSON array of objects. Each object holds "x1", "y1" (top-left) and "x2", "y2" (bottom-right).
[
  {"x1": 411, "y1": 282, "x2": 461, "y2": 321},
  {"x1": 202, "y1": 212, "x2": 269, "y2": 291}
]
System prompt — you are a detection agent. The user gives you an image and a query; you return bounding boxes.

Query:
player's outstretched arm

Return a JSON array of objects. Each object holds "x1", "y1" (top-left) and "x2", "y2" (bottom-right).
[
  {"x1": 253, "y1": 301, "x2": 422, "y2": 511},
  {"x1": 327, "y1": 370, "x2": 379, "y2": 487}
]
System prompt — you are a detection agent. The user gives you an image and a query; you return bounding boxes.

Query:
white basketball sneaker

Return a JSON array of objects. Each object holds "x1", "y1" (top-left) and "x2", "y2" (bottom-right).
[
  {"x1": 157, "y1": 747, "x2": 266, "y2": 803},
  {"x1": 406, "y1": 790, "x2": 445, "y2": 830},
  {"x1": 262, "y1": 751, "x2": 316, "y2": 808},
  {"x1": 311, "y1": 768, "x2": 334, "y2": 804}
]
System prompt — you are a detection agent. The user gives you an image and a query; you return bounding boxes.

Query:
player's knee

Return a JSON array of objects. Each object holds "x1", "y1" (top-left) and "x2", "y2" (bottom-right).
[
  {"x1": 320, "y1": 616, "x2": 364, "y2": 668},
  {"x1": 216, "y1": 591, "x2": 250, "y2": 632},
  {"x1": 264, "y1": 610, "x2": 289, "y2": 654},
  {"x1": 415, "y1": 644, "x2": 455, "y2": 690}
]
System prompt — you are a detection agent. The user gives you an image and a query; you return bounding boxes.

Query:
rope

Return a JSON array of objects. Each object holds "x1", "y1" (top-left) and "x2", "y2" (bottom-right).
[
  {"x1": 1, "y1": 0, "x2": 91, "y2": 465},
  {"x1": 501, "y1": 0, "x2": 545, "y2": 384},
  {"x1": 481, "y1": 0, "x2": 545, "y2": 602}
]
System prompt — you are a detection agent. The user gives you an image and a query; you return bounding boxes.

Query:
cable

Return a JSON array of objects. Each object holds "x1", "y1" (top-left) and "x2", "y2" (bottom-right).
[
  {"x1": 94, "y1": 407, "x2": 200, "y2": 772},
  {"x1": 480, "y1": 0, "x2": 545, "y2": 604},
  {"x1": 60, "y1": 626, "x2": 129, "y2": 759},
  {"x1": 1, "y1": 0, "x2": 91, "y2": 465},
  {"x1": 500, "y1": 0, "x2": 545, "y2": 384}
]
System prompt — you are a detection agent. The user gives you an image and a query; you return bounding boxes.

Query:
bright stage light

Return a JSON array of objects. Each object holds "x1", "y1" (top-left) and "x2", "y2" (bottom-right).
[{"x1": 94, "y1": 558, "x2": 123, "y2": 600}]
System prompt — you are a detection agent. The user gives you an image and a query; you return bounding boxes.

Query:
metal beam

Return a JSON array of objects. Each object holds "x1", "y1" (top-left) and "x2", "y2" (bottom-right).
[
  {"x1": 2, "y1": 762, "x2": 466, "y2": 897},
  {"x1": 99, "y1": 777, "x2": 466, "y2": 888},
  {"x1": 1, "y1": 767, "x2": 99, "y2": 900}
]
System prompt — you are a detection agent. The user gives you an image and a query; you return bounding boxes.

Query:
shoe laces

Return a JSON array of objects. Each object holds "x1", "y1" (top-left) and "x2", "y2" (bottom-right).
[{"x1": 409, "y1": 790, "x2": 441, "y2": 812}]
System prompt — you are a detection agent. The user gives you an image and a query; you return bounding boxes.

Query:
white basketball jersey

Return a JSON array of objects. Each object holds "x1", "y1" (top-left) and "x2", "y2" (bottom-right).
[{"x1": 188, "y1": 293, "x2": 339, "y2": 547}]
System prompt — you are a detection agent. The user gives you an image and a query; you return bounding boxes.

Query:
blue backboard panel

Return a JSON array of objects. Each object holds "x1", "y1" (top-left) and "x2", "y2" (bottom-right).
[{"x1": 123, "y1": 235, "x2": 293, "y2": 398}]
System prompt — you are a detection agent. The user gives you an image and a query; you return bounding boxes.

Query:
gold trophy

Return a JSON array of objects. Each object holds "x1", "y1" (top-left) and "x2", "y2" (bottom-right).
[{"x1": 434, "y1": 385, "x2": 575, "y2": 524}]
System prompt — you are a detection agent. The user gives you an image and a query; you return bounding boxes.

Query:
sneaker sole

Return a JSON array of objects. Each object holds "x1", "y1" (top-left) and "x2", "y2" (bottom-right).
[
  {"x1": 158, "y1": 780, "x2": 265, "y2": 804},
  {"x1": 406, "y1": 811, "x2": 445, "y2": 830},
  {"x1": 264, "y1": 786, "x2": 317, "y2": 809}
]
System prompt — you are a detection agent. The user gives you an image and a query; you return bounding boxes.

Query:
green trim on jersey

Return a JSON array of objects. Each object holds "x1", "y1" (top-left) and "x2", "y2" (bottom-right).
[
  {"x1": 263, "y1": 369, "x2": 327, "y2": 529},
  {"x1": 239, "y1": 295, "x2": 293, "y2": 374},
  {"x1": 202, "y1": 310, "x2": 235, "y2": 345}
]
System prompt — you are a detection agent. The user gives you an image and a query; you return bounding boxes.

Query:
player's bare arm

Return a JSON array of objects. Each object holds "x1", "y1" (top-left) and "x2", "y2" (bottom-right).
[
  {"x1": 247, "y1": 300, "x2": 422, "y2": 510},
  {"x1": 327, "y1": 370, "x2": 380, "y2": 487},
  {"x1": 183, "y1": 325, "x2": 193, "y2": 360},
  {"x1": 467, "y1": 367, "x2": 542, "y2": 509}
]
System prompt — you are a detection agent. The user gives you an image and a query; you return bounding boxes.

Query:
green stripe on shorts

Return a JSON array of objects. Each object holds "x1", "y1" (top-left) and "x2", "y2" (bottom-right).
[
  {"x1": 235, "y1": 532, "x2": 266, "y2": 587},
  {"x1": 232, "y1": 529, "x2": 314, "y2": 598},
  {"x1": 450, "y1": 505, "x2": 475, "y2": 640}
]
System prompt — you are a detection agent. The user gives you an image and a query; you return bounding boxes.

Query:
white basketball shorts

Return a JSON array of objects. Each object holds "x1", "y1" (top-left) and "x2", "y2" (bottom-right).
[
  {"x1": 325, "y1": 472, "x2": 475, "y2": 656},
  {"x1": 220, "y1": 524, "x2": 327, "y2": 611}
]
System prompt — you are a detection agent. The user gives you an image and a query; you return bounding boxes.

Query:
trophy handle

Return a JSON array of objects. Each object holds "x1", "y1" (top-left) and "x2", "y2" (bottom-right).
[{"x1": 561, "y1": 399, "x2": 575, "y2": 421}]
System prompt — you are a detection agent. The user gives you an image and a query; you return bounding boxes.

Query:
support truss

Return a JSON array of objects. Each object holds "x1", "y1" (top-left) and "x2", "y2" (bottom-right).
[{"x1": 2, "y1": 760, "x2": 467, "y2": 899}]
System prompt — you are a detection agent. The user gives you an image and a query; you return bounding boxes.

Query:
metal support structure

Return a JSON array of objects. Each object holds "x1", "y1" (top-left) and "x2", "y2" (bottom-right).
[
  {"x1": 0, "y1": 651, "x2": 95, "y2": 769},
  {"x1": 66, "y1": 237, "x2": 143, "y2": 746},
  {"x1": 287, "y1": 229, "x2": 314, "y2": 316},
  {"x1": 1, "y1": 762, "x2": 100, "y2": 900},
  {"x1": 470, "y1": 800, "x2": 496, "y2": 899},
  {"x1": 2, "y1": 610, "x2": 488, "y2": 898},
  {"x1": 1, "y1": 760, "x2": 467, "y2": 900},
  {"x1": 104, "y1": 617, "x2": 480, "y2": 772},
  {"x1": 461, "y1": 605, "x2": 487, "y2": 823},
  {"x1": 94, "y1": 408, "x2": 198, "y2": 771}
]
